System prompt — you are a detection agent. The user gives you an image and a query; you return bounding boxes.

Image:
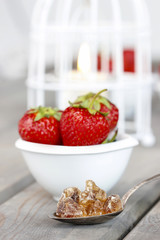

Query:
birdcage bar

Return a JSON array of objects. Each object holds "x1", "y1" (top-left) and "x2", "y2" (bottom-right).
[{"x1": 111, "y1": 0, "x2": 125, "y2": 133}]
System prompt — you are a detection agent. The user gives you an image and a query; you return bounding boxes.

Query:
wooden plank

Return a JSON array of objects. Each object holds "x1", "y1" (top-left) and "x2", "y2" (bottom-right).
[
  {"x1": 0, "y1": 180, "x2": 159, "y2": 240},
  {"x1": 124, "y1": 200, "x2": 160, "y2": 240},
  {"x1": 0, "y1": 80, "x2": 34, "y2": 204},
  {"x1": 0, "y1": 146, "x2": 34, "y2": 204}
]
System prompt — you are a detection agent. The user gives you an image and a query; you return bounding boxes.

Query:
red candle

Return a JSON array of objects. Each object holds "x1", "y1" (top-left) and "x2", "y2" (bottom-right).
[
  {"x1": 123, "y1": 49, "x2": 135, "y2": 73},
  {"x1": 97, "y1": 49, "x2": 135, "y2": 73}
]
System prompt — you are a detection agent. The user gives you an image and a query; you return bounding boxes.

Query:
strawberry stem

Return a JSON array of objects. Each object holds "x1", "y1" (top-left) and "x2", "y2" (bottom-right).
[{"x1": 89, "y1": 89, "x2": 107, "y2": 114}]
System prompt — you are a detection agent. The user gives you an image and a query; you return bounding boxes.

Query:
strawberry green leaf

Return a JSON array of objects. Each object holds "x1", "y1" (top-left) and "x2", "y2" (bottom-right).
[
  {"x1": 74, "y1": 95, "x2": 86, "y2": 103},
  {"x1": 69, "y1": 101, "x2": 80, "y2": 108},
  {"x1": 99, "y1": 97, "x2": 111, "y2": 109},
  {"x1": 102, "y1": 129, "x2": 118, "y2": 144},
  {"x1": 80, "y1": 99, "x2": 91, "y2": 109},
  {"x1": 98, "y1": 111, "x2": 109, "y2": 117},
  {"x1": 88, "y1": 108, "x2": 97, "y2": 115},
  {"x1": 84, "y1": 92, "x2": 95, "y2": 99},
  {"x1": 71, "y1": 89, "x2": 109, "y2": 116},
  {"x1": 93, "y1": 100, "x2": 101, "y2": 111},
  {"x1": 34, "y1": 112, "x2": 43, "y2": 121},
  {"x1": 53, "y1": 111, "x2": 62, "y2": 121},
  {"x1": 31, "y1": 106, "x2": 62, "y2": 121}
]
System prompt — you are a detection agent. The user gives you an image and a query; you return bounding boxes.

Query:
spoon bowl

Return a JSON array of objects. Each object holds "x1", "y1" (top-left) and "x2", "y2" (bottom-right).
[
  {"x1": 49, "y1": 210, "x2": 123, "y2": 225},
  {"x1": 49, "y1": 174, "x2": 160, "y2": 224}
]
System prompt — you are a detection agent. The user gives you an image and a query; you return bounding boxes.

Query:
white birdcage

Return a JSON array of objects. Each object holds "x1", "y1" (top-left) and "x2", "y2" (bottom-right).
[{"x1": 27, "y1": 0, "x2": 155, "y2": 146}]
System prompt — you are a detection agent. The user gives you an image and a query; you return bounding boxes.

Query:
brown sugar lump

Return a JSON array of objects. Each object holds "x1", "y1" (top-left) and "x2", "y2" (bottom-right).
[
  {"x1": 56, "y1": 187, "x2": 83, "y2": 218},
  {"x1": 103, "y1": 194, "x2": 122, "y2": 214},
  {"x1": 79, "y1": 180, "x2": 108, "y2": 216},
  {"x1": 56, "y1": 180, "x2": 123, "y2": 218}
]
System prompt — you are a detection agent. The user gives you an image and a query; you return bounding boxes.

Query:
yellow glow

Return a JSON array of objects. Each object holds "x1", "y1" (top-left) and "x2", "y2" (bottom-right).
[{"x1": 77, "y1": 43, "x2": 91, "y2": 73}]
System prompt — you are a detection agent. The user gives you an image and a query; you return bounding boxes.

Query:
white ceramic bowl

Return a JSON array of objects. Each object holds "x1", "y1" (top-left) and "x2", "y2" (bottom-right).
[{"x1": 15, "y1": 134, "x2": 138, "y2": 201}]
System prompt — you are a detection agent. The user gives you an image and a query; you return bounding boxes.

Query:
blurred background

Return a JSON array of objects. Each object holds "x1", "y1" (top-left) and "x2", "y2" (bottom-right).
[{"x1": 0, "y1": 0, "x2": 160, "y2": 81}]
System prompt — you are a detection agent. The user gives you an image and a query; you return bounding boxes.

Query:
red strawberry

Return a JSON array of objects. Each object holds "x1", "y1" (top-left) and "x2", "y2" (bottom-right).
[
  {"x1": 74, "y1": 90, "x2": 119, "y2": 131},
  {"x1": 18, "y1": 106, "x2": 62, "y2": 145},
  {"x1": 100, "y1": 101, "x2": 119, "y2": 131},
  {"x1": 60, "y1": 90, "x2": 110, "y2": 146}
]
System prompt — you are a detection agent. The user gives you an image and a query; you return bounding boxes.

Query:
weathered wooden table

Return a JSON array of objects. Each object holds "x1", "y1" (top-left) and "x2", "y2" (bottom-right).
[{"x1": 0, "y1": 81, "x2": 160, "y2": 240}]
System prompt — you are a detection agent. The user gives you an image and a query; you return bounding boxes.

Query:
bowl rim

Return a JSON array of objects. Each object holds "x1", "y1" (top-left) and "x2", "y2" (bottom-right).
[{"x1": 15, "y1": 134, "x2": 138, "y2": 155}]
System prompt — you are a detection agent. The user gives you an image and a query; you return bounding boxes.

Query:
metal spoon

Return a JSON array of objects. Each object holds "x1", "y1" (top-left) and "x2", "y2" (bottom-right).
[{"x1": 48, "y1": 174, "x2": 160, "y2": 225}]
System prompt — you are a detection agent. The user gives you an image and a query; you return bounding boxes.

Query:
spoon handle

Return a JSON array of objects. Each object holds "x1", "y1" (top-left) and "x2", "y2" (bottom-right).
[{"x1": 121, "y1": 174, "x2": 160, "y2": 207}]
